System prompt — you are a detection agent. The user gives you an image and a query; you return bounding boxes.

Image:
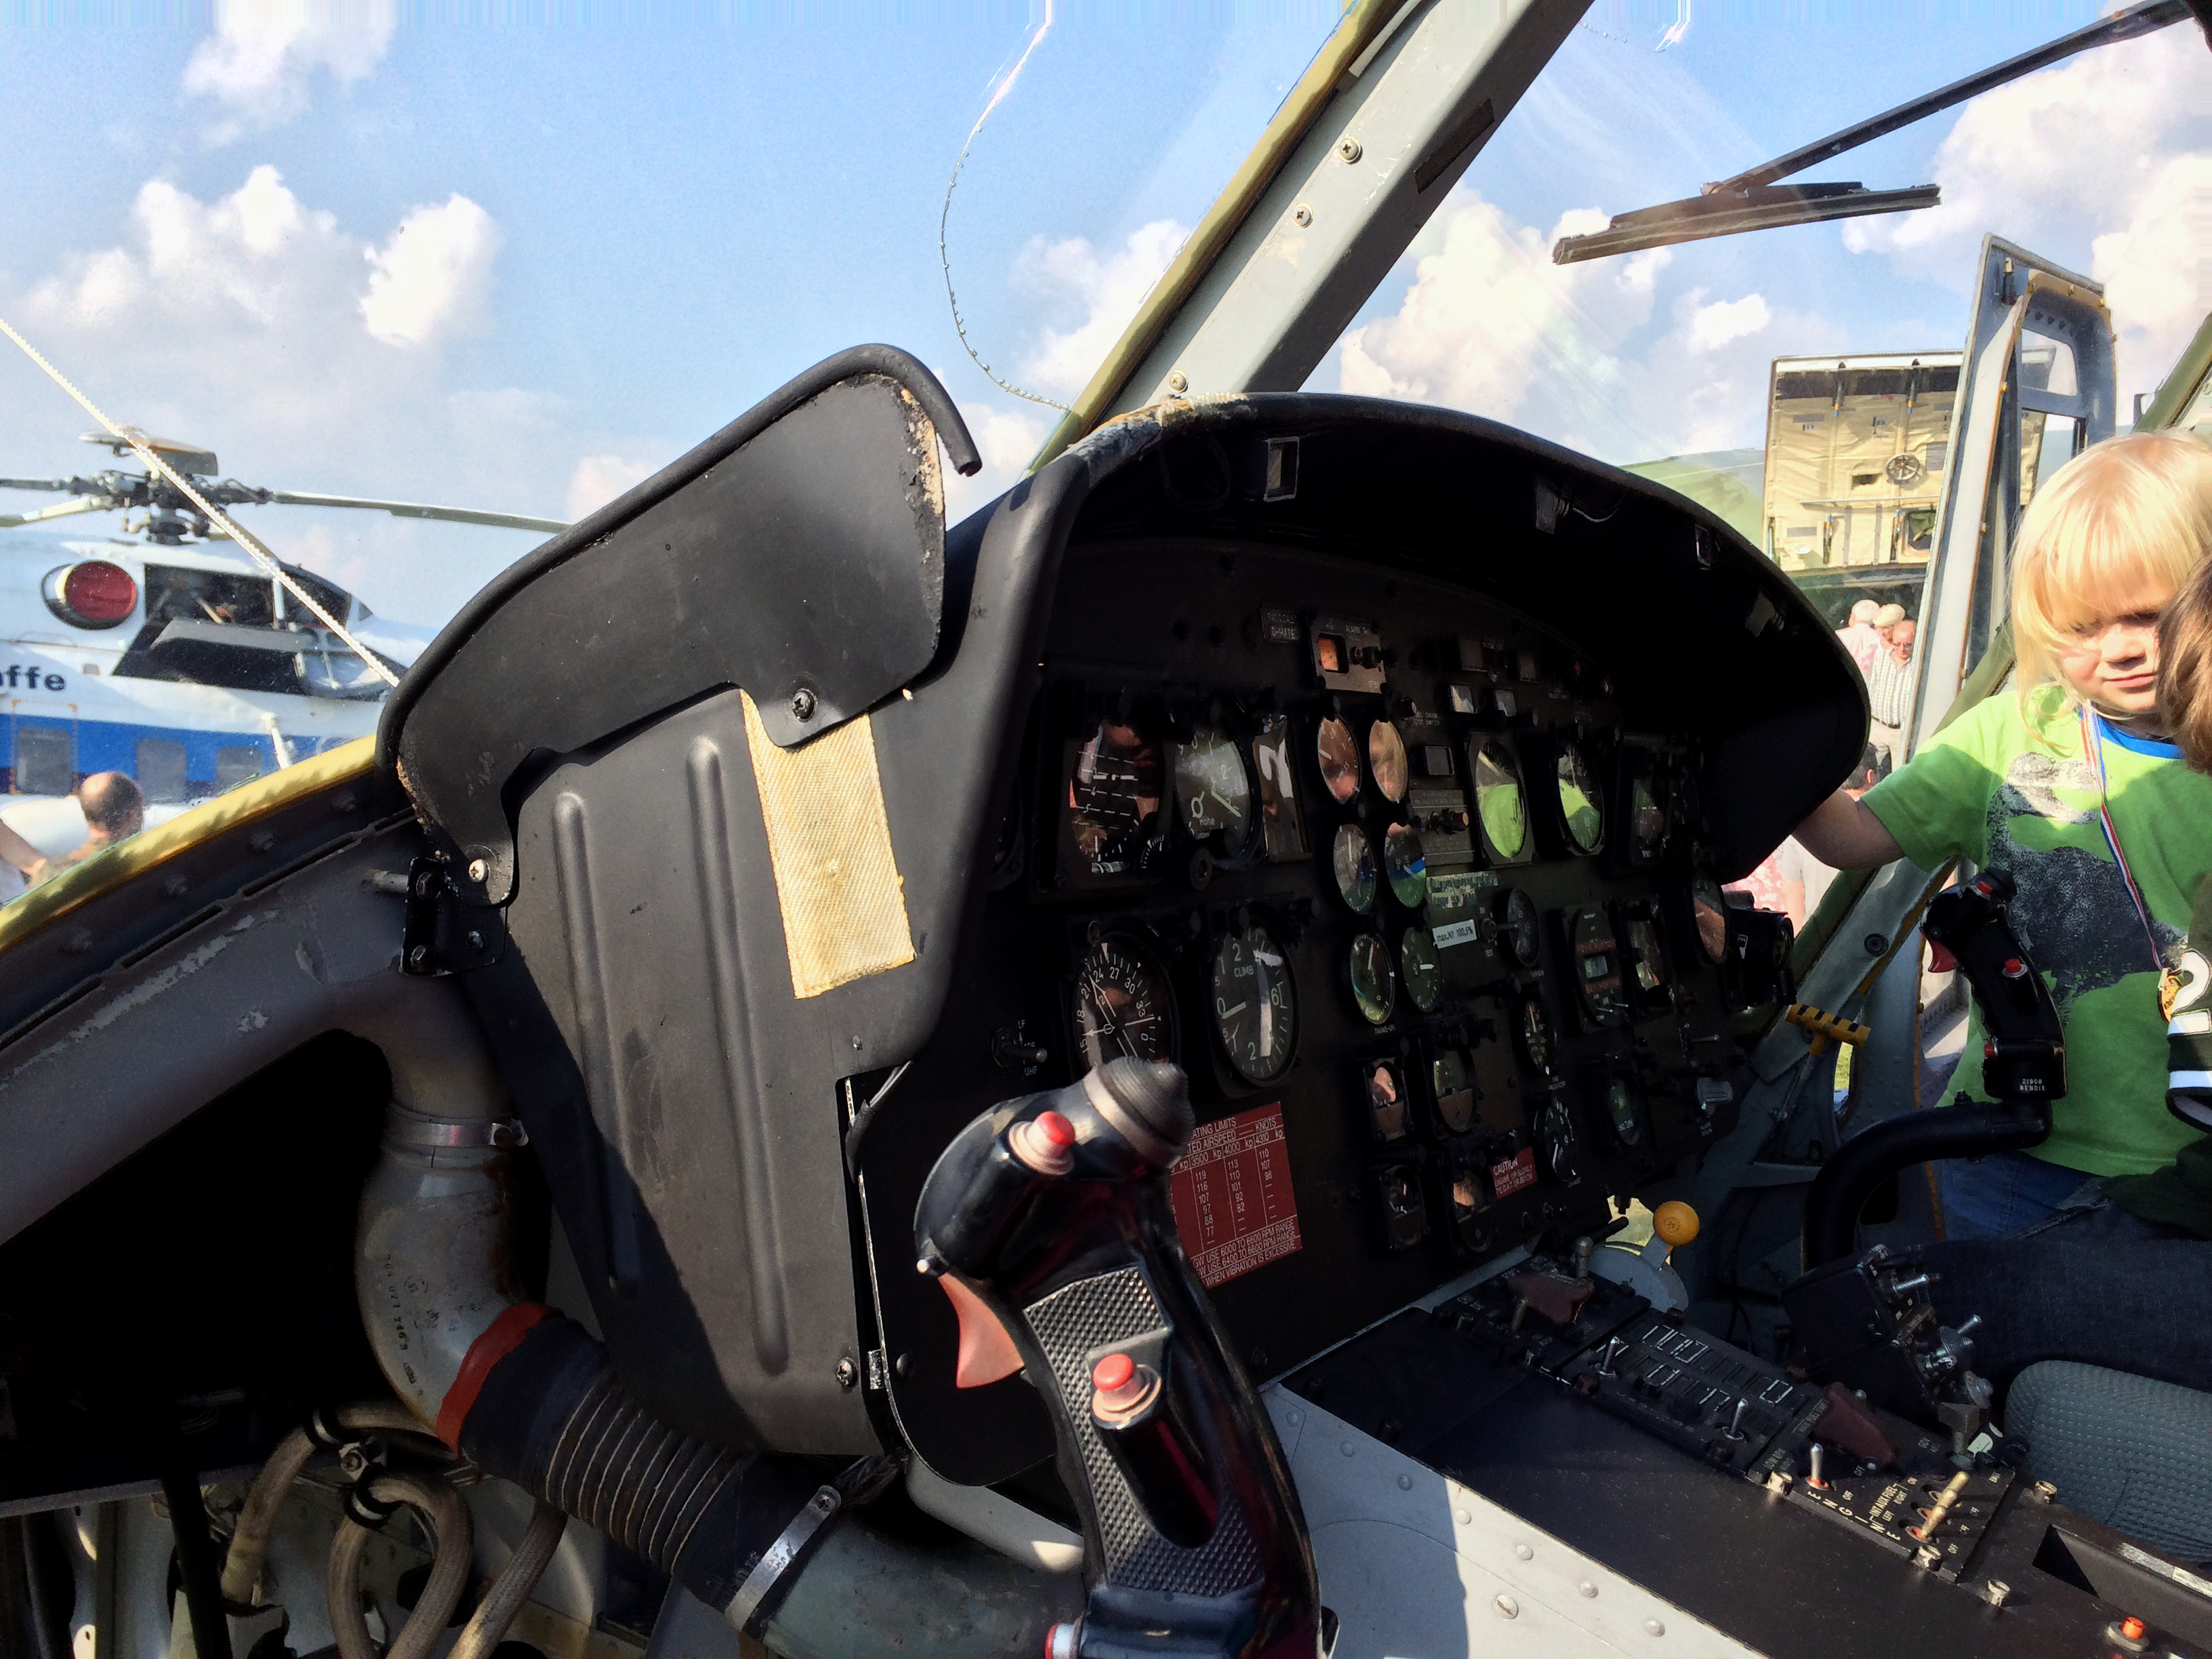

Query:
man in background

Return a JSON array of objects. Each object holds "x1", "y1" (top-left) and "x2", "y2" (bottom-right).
[
  {"x1": 0, "y1": 772, "x2": 144, "y2": 890},
  {"x1": 1866, "y1": 613, "x2": 1917, "y2": 770},
  {"x1": 1835, "y1": 598, "x2": 1883, "y2": 677}
]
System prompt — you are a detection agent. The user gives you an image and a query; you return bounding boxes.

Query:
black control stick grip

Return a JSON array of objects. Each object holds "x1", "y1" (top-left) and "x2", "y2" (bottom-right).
[
  {"x1": 1800, "y1": 869, "x2": 2060, "y2": 1267},
  {"x1": 914, "y1": 1059, "x2": 1321, "y2": 1659},
  {"x1": 1921, "y1": 868, "x2": 2066, "y2": 1102}
]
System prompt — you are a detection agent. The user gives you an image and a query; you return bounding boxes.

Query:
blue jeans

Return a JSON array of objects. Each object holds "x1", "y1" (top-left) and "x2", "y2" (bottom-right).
[
  {"x1": 1900, "y1": 1192, "x2": 2211, "y2": 1395},
  {"x1": 1938, "y1": 1149, "x2": 2100, "y2": 1240}
]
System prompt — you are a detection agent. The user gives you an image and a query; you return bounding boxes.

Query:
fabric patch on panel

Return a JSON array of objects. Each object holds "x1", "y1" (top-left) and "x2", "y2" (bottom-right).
[{"x1": 740, "y1": 689, "x2": 914, "y2": 998}]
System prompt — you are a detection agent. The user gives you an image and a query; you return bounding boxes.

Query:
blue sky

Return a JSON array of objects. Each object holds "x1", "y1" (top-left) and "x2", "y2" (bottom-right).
[{"x1": 0, "y1": 2, "x2": 2203, "y2": 625}]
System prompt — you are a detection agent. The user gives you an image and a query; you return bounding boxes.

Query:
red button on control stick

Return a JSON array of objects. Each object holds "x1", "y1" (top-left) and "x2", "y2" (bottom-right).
[
  {"x1": 1092, "y1": 1353, "x2": 1134, "y2": 1392},
  {"x1": 1009, "y1": 1109, "x2": 1077, "y2": 1176}
]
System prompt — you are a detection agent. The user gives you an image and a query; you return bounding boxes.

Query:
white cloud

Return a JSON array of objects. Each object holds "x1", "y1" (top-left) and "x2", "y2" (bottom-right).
[
  {"x1": 1687, "y1": 292, "x2": 1770, "y2": 352},
  {"x1": 1, "y1": 167, "x2": 630, "y2": 624},
  {"x1": 1336, "y1": 190, "x2": 1822, "y2": 462},
  {"x1": 361, "y1": 195, "x2": 500, "y2": 347},
  {"x1": 1843, "y1": 26, "x2": 2210, "y2": 400},
  {"x1": 942, "y1": 398, "x2": 1047, "y2": 526},
  {"x1": 183, "y1": 0, "x2": 396, "y2": 142},
  {"x1": 566, "y1": 453, "x2": 658, "y2": 521},
  {"x1": 1013, "y1": 218, "x2": 1189, "y2": 401}
]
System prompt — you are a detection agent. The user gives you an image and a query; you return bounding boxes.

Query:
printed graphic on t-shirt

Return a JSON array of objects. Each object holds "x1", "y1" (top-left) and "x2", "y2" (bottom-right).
[{"x1": 1988, "y1": 750, "x2": 2183, "y2": 1008}]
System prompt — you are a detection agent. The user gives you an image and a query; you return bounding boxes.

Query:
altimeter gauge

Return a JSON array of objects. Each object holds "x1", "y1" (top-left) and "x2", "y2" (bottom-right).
[
  {"x1": 1211, "y1": 921, "x2": 1298, "y2": 1084},
  {"x1": 1172, "y1": 724, "x2": 1253, "y2": 848},
  {"x1": 1071, "y1": 934, "x2": 1178, "y2": 1076}
]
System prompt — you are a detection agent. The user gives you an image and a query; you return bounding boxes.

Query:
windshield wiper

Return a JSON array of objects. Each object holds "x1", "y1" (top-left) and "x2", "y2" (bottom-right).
[{"x1": 1553, "y1": 0, "x2": 2194, "y2": 264}]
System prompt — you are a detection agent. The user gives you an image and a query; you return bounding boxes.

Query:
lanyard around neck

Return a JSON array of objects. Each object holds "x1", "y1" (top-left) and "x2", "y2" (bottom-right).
[{"x1": 2078, "y1": 703, "x2": 2167, "y2": 974}]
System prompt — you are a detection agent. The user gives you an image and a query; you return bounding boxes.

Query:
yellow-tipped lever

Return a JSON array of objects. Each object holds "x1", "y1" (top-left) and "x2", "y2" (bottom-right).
[{"x1": 1785, "y1": 1003, "x2": 1871, "y2": 1059}]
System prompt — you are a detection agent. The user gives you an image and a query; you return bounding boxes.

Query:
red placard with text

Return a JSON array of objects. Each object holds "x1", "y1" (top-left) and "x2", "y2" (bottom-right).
[
  {"x1": 1169, "y1": 1103, "x2": 1303, "y2": 1288},
  {"x1": 1490, "y1": 1146, "x2": 1537, "y2": 1199}
]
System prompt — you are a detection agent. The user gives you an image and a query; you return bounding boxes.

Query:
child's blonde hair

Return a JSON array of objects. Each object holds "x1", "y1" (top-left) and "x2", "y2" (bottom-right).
[{"x1": 2011, "y1": 430, "x2": 2212, "y2": 706}]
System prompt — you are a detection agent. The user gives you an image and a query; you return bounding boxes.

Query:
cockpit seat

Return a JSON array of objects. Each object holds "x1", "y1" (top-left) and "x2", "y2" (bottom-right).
[{"x1": 2005, "y1": 1361, "x2": 2212, "y2": 1563}]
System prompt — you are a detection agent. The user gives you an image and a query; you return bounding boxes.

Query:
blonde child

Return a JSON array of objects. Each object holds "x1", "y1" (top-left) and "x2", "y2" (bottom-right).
[{"x1": 1796, "y1": 430, "x2": 2212, "y2": 1238}]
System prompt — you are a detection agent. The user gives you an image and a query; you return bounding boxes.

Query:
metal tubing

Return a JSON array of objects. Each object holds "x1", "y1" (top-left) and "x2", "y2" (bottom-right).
[
  {"x1": 325, "y1": 1473, "x2": 473, "y2": 1659},
  {"x1": 356, "y1": 1105, "x2": 525, "y2": 1429},
  {"x1": 220, "y1": 1402, "x2": 445, "y2": 1605},
  {"x1": 449, "y1": 1503, "x2": 568, "y2": 1659}
]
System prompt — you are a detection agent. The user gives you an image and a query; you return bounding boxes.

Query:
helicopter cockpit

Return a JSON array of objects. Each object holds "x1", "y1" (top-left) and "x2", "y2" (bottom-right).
[{"x1": 1, "y1": 7, "x2": 2209, "y2": 1659}]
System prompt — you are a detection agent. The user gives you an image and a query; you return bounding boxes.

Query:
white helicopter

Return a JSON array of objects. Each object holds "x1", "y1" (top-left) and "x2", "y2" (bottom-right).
[{"x1": 0, "y1": 430, "x2": 563, "y2": 884}]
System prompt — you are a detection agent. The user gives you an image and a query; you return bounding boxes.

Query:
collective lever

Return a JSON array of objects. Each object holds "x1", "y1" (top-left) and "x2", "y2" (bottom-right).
[{"x1": 913, "y1": 1058, "x2": 1322, "y2": 1659}]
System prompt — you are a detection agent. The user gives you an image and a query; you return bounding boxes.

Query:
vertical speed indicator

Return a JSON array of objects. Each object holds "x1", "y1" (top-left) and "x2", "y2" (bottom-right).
[{"x1": 1210, "y1": 922, "x2": 1298, "y2": 1084}]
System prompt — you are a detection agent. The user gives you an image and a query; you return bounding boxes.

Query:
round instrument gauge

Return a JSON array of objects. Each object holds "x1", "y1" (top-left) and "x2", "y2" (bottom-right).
[
  {"x1": 1071, "y1": 935, "x2": 1178, "y2": 1076},
  {"x1": 1691, "y1": 876, "x2": 1729, "y2": 964},
  {"x1": 1210, "y1": 922, "x2": 1298, "y2": 1084},
  {"x1": 1316, "y1": 717, "x2": 1361, "y2": 804},
  {"x1": 1382, "y1": 822, "x2": 1427, "y2": 908},
  {"x1": 1517, "y1": 996, "x2": 1556, "y2": 1078},
  {"x1": 1556, "y1": 743, "x2": 1603, "y2": 855},
  {"x1": 1631, "y1": 775, "x2": 1666, "y2": 861},
  {"x1": 1400, "y1": 926, "x2": 1442, "y2": 1013},
  {"x1": 1536, "y1": 1099, "x2": 1581, "y2": 1185},
  {"x1": 1368, "y1": 720, "x2": 1409, "y2": 802},
  {"x1": 1331, "y1": 823, "x2": 1377, "y2": 914},
  {"x1": 1068, "y1": 720, "x2": 1162, "y2": 872},
  {"x1": 1473, "y1": 741, "x2": 1527, "y2": 862},
  {"x1": 1174, "y1": 725, "x2": 1253, "y2": 846},
  {"x1": 1349, "y1": 933, "x2": 1397, "y2": 1026},
  {"x1": 1606, "y1": 1076, "x2": 1646, "y2": 1147},
  {"x1": 1497, "y1": 887, "x2": 1541, "y2": 969}
]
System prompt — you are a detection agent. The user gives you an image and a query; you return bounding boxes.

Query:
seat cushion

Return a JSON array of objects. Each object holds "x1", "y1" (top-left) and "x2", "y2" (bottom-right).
[{"x1": 2007, "y1": 1361, "x2": 2212, "y2": 1561}]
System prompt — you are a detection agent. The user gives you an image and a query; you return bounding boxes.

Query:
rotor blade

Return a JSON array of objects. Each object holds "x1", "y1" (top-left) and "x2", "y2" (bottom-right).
[
  {"x1": 1704, "y1": 0, "x2": 2190, "y2": 196},
  {"x1": 0, "y1": 495, "x2": 112, "y2": 529},
  {"x1": 259, "y1": 490, "x2": 567, "y2": 535},
  {"x1": 0, "y1": 477, "x2": 77, "y2": 494},
  {"x1": 1553, "y1": 183, "x2": 1940, "y2": 265}
]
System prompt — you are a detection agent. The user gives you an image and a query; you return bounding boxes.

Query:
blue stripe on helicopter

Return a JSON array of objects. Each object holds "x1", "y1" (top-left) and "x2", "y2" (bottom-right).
[{"x1": 0, "y1": 711, "x2": 339, "y2": 794}]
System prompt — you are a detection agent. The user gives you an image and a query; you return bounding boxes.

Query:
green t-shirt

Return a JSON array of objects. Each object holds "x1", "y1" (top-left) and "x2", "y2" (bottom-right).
[{"x1": 1862, "y1": 682, "x2": 2212, "y2": 1178}]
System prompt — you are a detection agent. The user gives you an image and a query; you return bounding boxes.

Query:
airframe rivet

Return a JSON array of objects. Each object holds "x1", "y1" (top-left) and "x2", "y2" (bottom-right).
[
  {"x1": 1338, "y1": 137, "x2": 1362, "y2": 163},
  {"x1": 1293, "y1": 203, "x2": 1314, "y2": 228},
  {"x1": 466, "y1": 858, "x2": 488, "y2": 883},
  {"x1": 791, "y1": 688, "x2": 817, "y2": 720},
  {"x1": 1492, "y1": 1595, "x2": 1518, "y2": 1620},
  {"x1": 1645, "y1": 1618, "x2": 1666, "y2": 1637},
  {"x1": 1168, "y1": 371, "x2": 1189, "y2": 394},
  {"x1": 835, "y1": 1358, "x2": 857, "y2": 1389}
]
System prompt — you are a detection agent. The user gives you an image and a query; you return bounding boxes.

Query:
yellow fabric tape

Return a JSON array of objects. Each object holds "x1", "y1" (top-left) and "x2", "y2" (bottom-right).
[{"x1": 740, "y1": 691, "x2": 914, "y2": 1000}]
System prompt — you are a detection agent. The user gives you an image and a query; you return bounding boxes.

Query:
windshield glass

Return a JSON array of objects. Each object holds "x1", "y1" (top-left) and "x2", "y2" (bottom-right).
[
  {"x1": 0, "y1": 12, "x2": 1337, "y2": 897},
  {"x1": 1, "y1": 9, "x2": 2205, "y2": 901},
  {"x1": 1319, "y1": 7, "x2": 2209, "y2": 637}
]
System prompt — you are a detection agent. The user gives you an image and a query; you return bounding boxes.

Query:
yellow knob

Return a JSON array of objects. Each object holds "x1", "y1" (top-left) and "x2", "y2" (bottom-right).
[{"x1": 1653, "y1": 1202, "x2": 1700, "y2": 1248}]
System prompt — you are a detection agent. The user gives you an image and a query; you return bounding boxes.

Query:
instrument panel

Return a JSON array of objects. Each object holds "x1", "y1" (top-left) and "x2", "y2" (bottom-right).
[{"x1": 862, "y1": 533, "x2": 1766, "y2": 1487}]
